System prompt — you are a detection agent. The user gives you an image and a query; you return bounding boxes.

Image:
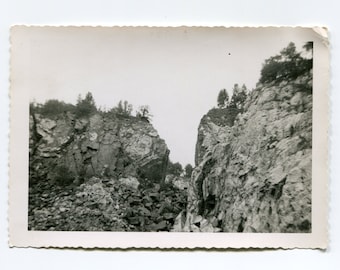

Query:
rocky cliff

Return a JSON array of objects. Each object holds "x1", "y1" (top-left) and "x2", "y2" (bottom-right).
[
  {"x1": 30, "y1": 113, "x2": 169, "y2": 186},
  {"x1": 179, "y1": 71, "x2": 312, "y2": 233},
  {"x1": 28, "y1": 112, "x2": 189, "y2": 231}
]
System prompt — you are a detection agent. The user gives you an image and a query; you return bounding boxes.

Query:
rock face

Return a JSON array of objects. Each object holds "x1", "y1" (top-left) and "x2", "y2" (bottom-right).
[
  {"x1": 28, "y1": 112, "x2": 186, "y2": 231},
  {"x1": 184, "y1": 71, "x2": 312, "y2": 233},
  {"x1": 29, "y1": 113, "x2": 169, "y2": 185},
  {"x1": 195, "y1": 110, "x2": 233, "y2": 166}
]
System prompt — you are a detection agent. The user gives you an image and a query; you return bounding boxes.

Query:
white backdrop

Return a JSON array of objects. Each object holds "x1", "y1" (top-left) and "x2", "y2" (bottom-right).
[{"x1": 1, "y1": 0, "x2": 339, "y2": 269}]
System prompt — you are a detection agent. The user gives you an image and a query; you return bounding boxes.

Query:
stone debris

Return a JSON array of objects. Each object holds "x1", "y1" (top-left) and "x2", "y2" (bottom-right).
[
  {"x1": 165, "y1": 174, "x2": 189, "y2": 190},
  {"x1": 29, "y1": 176, "x2": 187, "y2": 231},
  {"x1": 119, "y1": 177, "x2": 140, "y2": 190}
]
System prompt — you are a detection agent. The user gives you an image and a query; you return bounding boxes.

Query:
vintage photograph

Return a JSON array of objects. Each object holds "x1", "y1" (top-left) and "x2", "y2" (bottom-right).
[{"x1": 10, "y1": 26, "x2": 328, "y2": 248}]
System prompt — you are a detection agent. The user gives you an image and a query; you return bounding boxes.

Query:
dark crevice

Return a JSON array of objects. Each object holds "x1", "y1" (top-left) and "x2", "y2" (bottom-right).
[
  {"x1": 271, "y1": 177, "x2": 287, "y2": 200},
  {"x1": 29, "y1": 112, "x2": 43, "y2": 157},
  {"x1": 197, "y1": 158, "x2": 216, "y2": 215},
  {"x1": 203, "y1": 194, "x2": 216, "y2": 215},
  {"x1": 237, "y1": 216, "x2": 246, "y2": 232}
]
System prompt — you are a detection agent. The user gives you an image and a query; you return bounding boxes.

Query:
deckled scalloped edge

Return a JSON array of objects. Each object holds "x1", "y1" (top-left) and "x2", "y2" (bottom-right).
[{"x1": 8, "y1": 25, "x2": 329, "y2": 250}]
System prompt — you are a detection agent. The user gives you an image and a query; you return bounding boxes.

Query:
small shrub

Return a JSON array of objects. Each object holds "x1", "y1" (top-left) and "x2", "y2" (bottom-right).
[
  {"x1": 136, "y1": 105, "x2": 152, "y2": 122},
  {"x1": 75, "y1": 92, "x2": 97, "y2": 118},
  {"x1": 184, "y1": 164, "x2": 193, "y2": 178},
  {"x1": 167, "y1": 161, "x2": 183, "y2": 176},
  {"x1": 30, "y1": 100, "x2": 75, "y2": 119}
]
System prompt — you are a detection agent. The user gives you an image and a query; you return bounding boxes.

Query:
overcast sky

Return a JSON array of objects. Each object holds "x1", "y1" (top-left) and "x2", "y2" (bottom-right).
[{"x1": 21, "y1": 27, "x2": 315, "y2": 166}]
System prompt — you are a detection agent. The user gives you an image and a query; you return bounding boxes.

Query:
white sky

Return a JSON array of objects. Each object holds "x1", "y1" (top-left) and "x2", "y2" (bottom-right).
[{"x1": 23, "y1": 27, "x2": 315, "y2": 166}]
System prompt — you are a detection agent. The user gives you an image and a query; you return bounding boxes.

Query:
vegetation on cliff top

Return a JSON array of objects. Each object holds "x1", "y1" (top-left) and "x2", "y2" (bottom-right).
[
  {"x1": 30, "y1": 92, "x2": 153, "y2": 122},
  {"x1": 210, "y1": 83, "x2": 248, "y2": 127},
  {"x1": 259, "y1": 42, "x2": 313, "y2": 84},
  {"x1": 210, "y1": 42, "x2": 313, "y2": 127}
]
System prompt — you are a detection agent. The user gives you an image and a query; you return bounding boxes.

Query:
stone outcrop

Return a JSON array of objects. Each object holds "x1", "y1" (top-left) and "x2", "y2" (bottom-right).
[
  {"x1": 29, "y1": 113, "x2": 169, "y2": 185},
  {"x1": 183, "y1": 71, "x2": 312, "y2": 233},
  {"x1": 28, "y1": 112, "x2": 187, "y2": 231},
  {"x1": 195, "y1": 111, "x2": 233, "y2": 166}
]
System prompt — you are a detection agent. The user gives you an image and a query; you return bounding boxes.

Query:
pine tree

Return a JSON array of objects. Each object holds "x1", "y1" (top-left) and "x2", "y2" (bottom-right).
[
  {"x1": 167, "y1": 161, "x2": 183, "y2": 176},
  {"x1": 123, "y1": 100, "x2": 133, "y2": 116},
  {"x1": 229, "y1": 83, "x2": 247, "y2": 111},
  {"x1": 184, "y1": 164, "x2": 193, "y2": 178},
  {"x1": 75, "y1": 92, "x2": 97, "y2": 117},
  {"x1": 217, "y1": 89, "x2": 229, "y2": 108},
  {"x1": 259, "y1": 42, "x2": 312, "y2": 84}
]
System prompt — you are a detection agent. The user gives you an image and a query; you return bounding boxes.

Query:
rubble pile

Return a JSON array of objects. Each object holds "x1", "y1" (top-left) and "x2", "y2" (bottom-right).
[{"x1": 29, "y1": 177, "x2": 187, "y2": 231}]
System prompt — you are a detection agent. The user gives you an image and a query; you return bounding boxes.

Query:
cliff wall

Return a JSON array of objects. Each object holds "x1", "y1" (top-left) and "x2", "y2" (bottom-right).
[
  {"x1": 29, "y1": 113, "x2": 169, "y2": 185},
  {"x1": 181, "y1": 71, "x2": 312, "y2": 233},
  {"x1": 28, "y1": 112, "x2": 187, "y2": 231}
]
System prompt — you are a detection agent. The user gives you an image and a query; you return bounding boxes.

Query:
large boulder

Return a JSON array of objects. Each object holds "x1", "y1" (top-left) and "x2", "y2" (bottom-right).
[{"x1": 165, "y1": 174, "x2": 189, "y2": 190}]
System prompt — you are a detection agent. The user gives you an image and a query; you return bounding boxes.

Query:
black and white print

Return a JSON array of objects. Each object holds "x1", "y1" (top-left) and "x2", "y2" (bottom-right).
[{"x1": 26, "y1": 27, "x2": 314, "y2": 233}]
